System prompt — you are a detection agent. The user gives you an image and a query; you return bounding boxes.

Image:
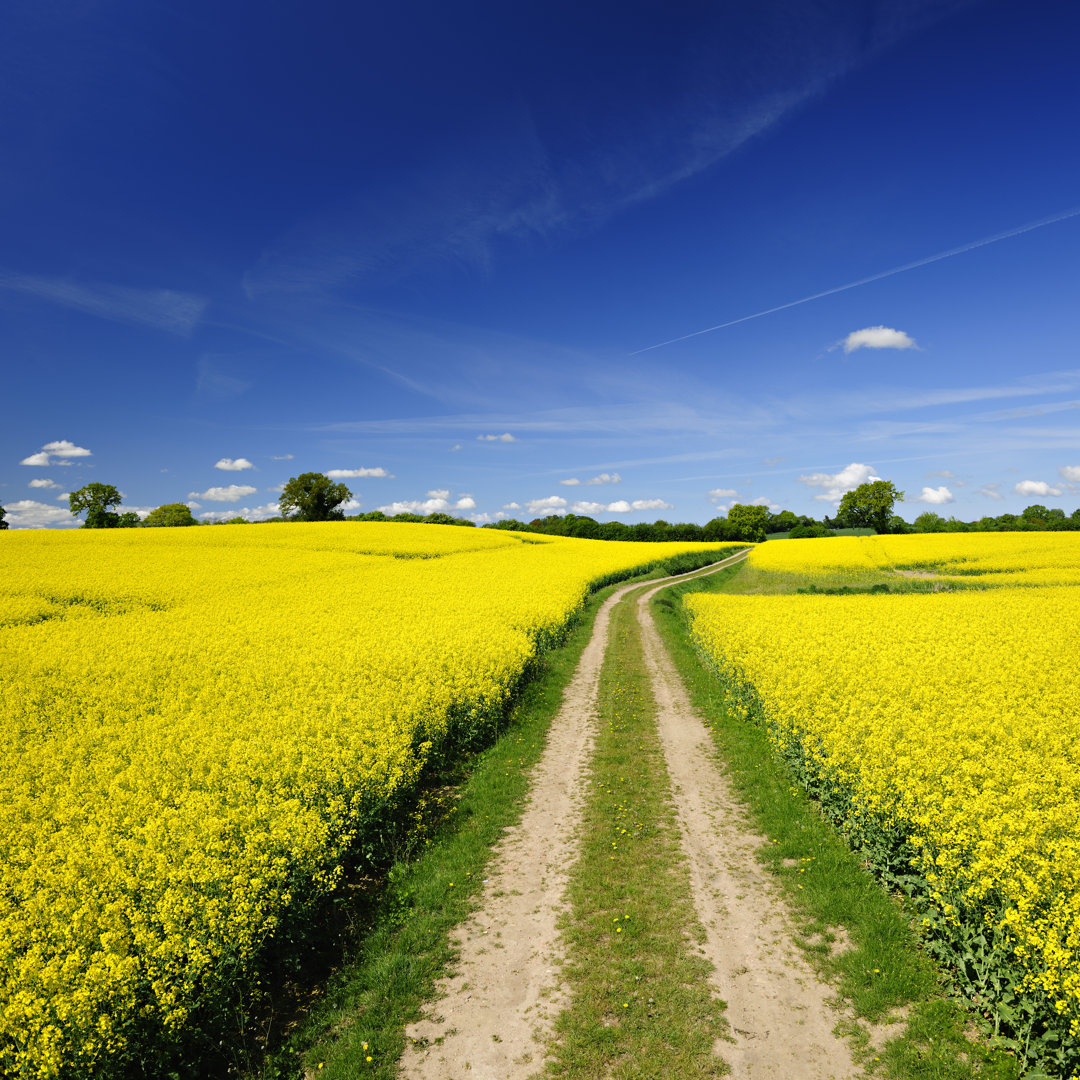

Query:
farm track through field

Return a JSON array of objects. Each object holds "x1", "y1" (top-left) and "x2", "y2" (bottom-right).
[{"x1": 402, "y1": 549, "x2": 859, "y2": 1079}]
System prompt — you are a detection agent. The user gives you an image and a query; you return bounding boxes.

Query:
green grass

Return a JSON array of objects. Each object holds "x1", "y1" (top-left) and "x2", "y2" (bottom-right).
[
  {"x1": 651, "y1": 565, "x2": 1023, "y2": 1080},
  {"x1": 548, "y1": 595, "x2": 729, "y2": 1080}
]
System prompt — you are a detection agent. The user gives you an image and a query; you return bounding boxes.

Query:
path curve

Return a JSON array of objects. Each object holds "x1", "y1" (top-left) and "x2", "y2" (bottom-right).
[
  {"x1": 401, "y1": 550, "x2": 750, "y2": 1080},
  {"x1": 634, "y1": 576, "x2": 861, "y2": 1079}
]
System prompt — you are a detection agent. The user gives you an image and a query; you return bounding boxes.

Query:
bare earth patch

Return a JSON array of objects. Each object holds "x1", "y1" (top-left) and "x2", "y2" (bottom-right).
[{"x1": 635, "y1": 579, "x2": 862, "y2": 1079}]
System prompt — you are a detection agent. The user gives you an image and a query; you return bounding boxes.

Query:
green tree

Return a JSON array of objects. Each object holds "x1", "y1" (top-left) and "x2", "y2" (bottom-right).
[
  {"x1": 143, "y1": 503, "x2": 199, "y2": 527},
  {"x1": 837, "y1": 480, "x2": 904, "y2": 534},
  {"x1": 278, "y1": 472, "x2": 352, "y2": 522},
  {"x1": 913, "y1": 510, "x2": 946, "y2": 532},
  {"x1": 69, "y1": 483, "x2": 124, "y2": 528},
  {"x1": 0, "y1": 503, "x2": 7, "y2": 530},
  {"x1": 726, "y1": 503, "x2": 771, "y2": 542}
]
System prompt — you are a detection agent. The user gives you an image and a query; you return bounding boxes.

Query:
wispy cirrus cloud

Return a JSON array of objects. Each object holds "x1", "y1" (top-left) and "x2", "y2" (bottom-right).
[{"x1": 0, "y1": 270, "x2": 206, "y2": 335}]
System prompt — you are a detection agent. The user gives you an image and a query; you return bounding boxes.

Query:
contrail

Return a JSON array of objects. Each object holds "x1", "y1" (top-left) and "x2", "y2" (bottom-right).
[{"x1": 630, "y1": 204, "x2": 1080, "y2": 355}]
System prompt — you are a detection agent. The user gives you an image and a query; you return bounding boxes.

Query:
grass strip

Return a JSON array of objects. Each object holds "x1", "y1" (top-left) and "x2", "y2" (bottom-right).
[
  {"x1": 652, "y1": 567, "x2": 1022, "y2": 1080},
  {"x1": 548, "y1": 594, "x2": 729, "y2": 1080}
]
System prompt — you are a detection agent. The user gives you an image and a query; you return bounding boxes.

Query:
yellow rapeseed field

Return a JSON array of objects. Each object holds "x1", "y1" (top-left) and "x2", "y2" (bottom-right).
[
  {"x1": 686, "y1": 533, "x2": 1080, "y2": 1045},
  {"x1": 0, "y1": 523, "x2": 736, "y2": 1078}
]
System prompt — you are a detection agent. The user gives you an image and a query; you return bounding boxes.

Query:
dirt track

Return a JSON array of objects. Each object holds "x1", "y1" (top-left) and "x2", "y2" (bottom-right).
[{"x1": 402, "y1": 551, "x2": 860, "y2": 1079}]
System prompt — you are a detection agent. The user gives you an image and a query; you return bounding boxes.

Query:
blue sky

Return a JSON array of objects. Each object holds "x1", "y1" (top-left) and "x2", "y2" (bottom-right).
[{"x1": 3, "y1": 0, "x2": 1079, "y2": 527}]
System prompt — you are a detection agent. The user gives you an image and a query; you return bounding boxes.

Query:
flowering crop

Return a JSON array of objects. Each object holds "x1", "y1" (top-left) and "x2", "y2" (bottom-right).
[
  {"x1": 686, "y1": 533, "x2": 1080, "y2": 1062},
  {"x1": 0, "y1": 523, "x2": 737, "y2": 1078}
]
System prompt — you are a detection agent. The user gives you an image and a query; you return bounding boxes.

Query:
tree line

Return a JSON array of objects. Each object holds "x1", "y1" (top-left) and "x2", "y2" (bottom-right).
[{"x1": 3, "y1": 475, "x2": 1078, "y2": 539}]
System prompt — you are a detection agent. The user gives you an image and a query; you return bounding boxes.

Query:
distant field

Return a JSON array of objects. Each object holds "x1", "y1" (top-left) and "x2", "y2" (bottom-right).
[
  {"x1": 0, "y1": 523, "x2": 738, "y2": 1079},
  {"x1": 686, "y1": 533, "x2": 1080, "y2": 1065}
]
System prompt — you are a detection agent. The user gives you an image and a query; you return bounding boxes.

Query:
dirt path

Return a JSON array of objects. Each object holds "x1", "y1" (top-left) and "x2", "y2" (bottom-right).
[
  {"x1": 634, "y1": 578, "x2": 861, "y2": 1079},
  {"x1": 400, "y1": 552, "x2": 750, "y2": 1080}
]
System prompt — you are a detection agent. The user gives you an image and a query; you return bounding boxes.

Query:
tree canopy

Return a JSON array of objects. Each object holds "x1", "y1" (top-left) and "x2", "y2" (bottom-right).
[
  {"x1": 69, "y1": 483, "x2": 134, "y2": 528},
  {"x1": 837, "y1": 481, "x2": 904, "y2": 534},
  {"x1": 0, "y1": 503, "x2": 8, "y2": 530},
  {"x1": 278, "y1": 472, "x2": 352, "y2": 521},
  {"x1": 143, "y1": 503, "x2": 199, "y2": 527}
]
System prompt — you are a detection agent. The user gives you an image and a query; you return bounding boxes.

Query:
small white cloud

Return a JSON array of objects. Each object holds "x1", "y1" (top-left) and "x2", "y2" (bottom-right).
[
  {"x1": 28, "y1": 478, "x2": 60, "y2": 489},
  {"x1": 477, "y1": 433, "x2": 516, "y2": 442},
  {"x1": 977, "y1": 485, "x2": 1004, "y2": 501},
  {"x1": 525, "y1": 495, "x2": 569, "y2": 514},
  {"x1": 3, "y1": 499, "x2": 79, "y2": 528},
  {"x1": 20, "y1": 440, "x2": 92, "y2": 467},
  {"x1": 214, "y1": 457, "x2": 255, "y2": 471},
  {"x1": 326, "y1": 467, "x2": 390, "y2": 478},
  {"x1": 342, "y1": 498, "x2": 363, "y2": 511},
  {"x1": 43, "y1": 440, "x2": 92, "y2": 458},
  {"x1": 186, "y1": 501, "x2": 202, "y2": 509},
  {"x1": 1014, "y1": 480, "x2": 1062, "y2": 497},
  {"x1": 915, "y1": 486, "x2": 955, "y2": 505},
  {"x1": 1059, "y1": 465, "x2": 1080, "y2": 483},
  {"x1": 751, "y1": 495, "x2": 781, "y2": 512},
  {"x1": 198, "y1": 502, "x2": 280, "y2": 522},
  {"x1": 271, "y1": 453, "x2": 294, "y2": 460},
  {"x1": 560, "y1": 472, "x2": 621, "y2": 487},
  {"x1": 763, "y1": 456, "x2": 784, "y2": 466},
  {"x1": 266, "y1": 484, "x2": 285, "y2": 494},
  {"x1": 841, "y1": 326, "x2": 918, "y2": 353},
  {"x1": 797, "y1": 462, "x2": 881, "y2": 504},
  {"x1": 503, "y1": 502, "x2": 522, "y2": 510},
  {"x1": 926, "y1": 469, "x2": 958, "y2": 480},
  {"x1": 708, "y1": 487, "x2": 737, "y2": 500},
  {"x1": 455, "y1": 496, "x2": 476, "y2": 510},
  {"x1": 631, "y1": 498, "x2": 673, "y2": 511},
  {"x1": 188, "y1": 484, "x2": 259, "y2": 503},
  {"x1": 427, "y1": 488, "x2": 450, "y2": 499},
  {"x1": 451, "y1": 444, "x2": 462, "y2": 452}
]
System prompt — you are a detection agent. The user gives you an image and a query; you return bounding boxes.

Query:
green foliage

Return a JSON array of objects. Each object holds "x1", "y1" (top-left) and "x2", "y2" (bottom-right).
[
  {"x1": 786, "y1": 522, "x2": 835, "y2": 539},
  {"x1": 0, "y1": 503, "x2": 7, "y2": 530},
  {"x1": 837, "y1": 480, "x2": 904, "y2": 533},
  {"x1": 143, "y1": 503, "x2": 199, "y2": 528},
  {"x1": 725, "y1": 502, "x2": 771, "y2": 542},
  {"x1": 278, "y1": 473, "x2": 352, "y2": 522},
  {"x1": 69, "y1": 483, "x2": 125, "y2": 528}
]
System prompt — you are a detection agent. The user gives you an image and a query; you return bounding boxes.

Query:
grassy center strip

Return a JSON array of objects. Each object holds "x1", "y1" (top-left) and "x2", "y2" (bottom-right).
[
  {"x1": 548, "y1": 594, "x2": 729, "y2": 1080},
  {"x1": 652, "y1": 566, "x2": 1022, "y2": 1080}
]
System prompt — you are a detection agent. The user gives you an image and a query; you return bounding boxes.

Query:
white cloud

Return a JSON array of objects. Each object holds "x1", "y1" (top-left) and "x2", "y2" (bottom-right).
[
  {"x1": 797, "y1": 462, "x2": 881, "y2": 503},
  {"x1": 926, "y1": 469, "x2": 958, "y2": 480},
  {"x1": 451, "y1": 444, "x2": 462, "y2": 452},
  {"x1": 915, "y1": 486, "x2": 955, "y2": 505},
  {"x1": 28, "y1": 478, "x2": 60, "y2": 489},
  {"x1": 20, "y1": 440, "x2": 92, "y2": 467},
  {"x1": 1060, "y1": 465, "x2": 1080, "y2": 483},
  {"x1": 378, "y1": 491, "x2": 475, "y2": 515},
  {"x1": 708, "y1": 487, "x2": 737, "y2": 500},
  {"x1": 214, "y1": 457, "x2": 255, "y2": 471},
  {"x1": 1014, "y1": 480, "x2": 1062, "y2": 497},
  {"x1": 525, "y1": 495, "x2": 569, "y2": 514},
  {"x1": 188, "y1": 484, "x2": 259, "y2": 503},
  {"x1": 186, "y1": 501, "x2": 202, "y2": 509},
  {"x1": 198, "y1": 502, "x2": 280, "y2": 522},
  {"x1": 503, "y1": 502, "x2": 522, "y2": 511},
  {"x1": 559, "y1": 472, "x2": 622, "y2": 487},
  {"x1": 326, "y1": 467, "x2": 390, "y2": 478},
  {"x1": 841, "y1": 326, "x2": 918, "y2": 353},
  {"x1": 56, "y1": 492, "x2": 71, "y2": 501},
  {"x1": 477, "y1": 433, "x2": 516, "y2": 442},
  {"x1": 978, "y1": 485, "x2": 1004, "y2": 501},
  {"x1": 271, "y1": 453, "x2": 294, "y2": 460},
  {"x1": 342, "y1": 499, "x2": 362, "y2": 511},
  {"x1": 3, "y1": 499, "x2": 78, "y2": 528},
  {"x1": 751, "y1": 495, "x2": 782, "y2": 512},
  {"x1": 630, "y1": 498, "x2": 674, "y2": 511}
]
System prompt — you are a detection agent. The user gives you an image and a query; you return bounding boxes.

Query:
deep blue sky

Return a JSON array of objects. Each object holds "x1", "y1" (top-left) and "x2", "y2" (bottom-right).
[{"x1": 3, "y1": 0, "x2": 1079, "y2": 526}]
